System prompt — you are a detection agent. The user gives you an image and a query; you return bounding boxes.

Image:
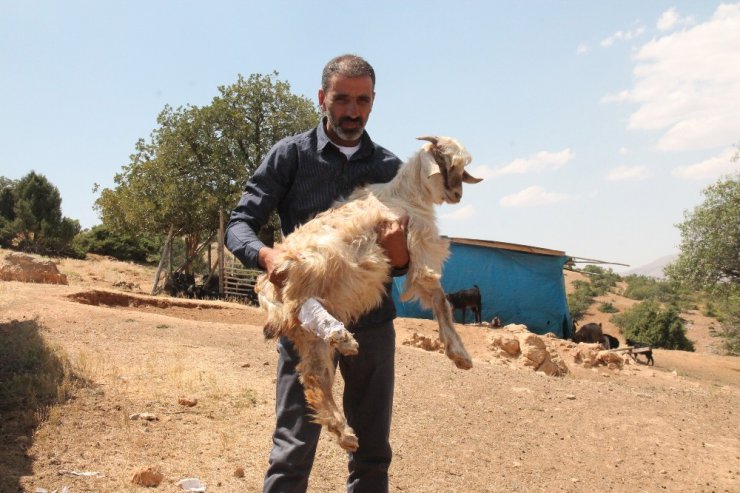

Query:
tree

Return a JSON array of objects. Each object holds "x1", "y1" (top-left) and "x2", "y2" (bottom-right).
[
  {"x1": 95, "y1": 72, "x2": 320, "y2": 272},
  {"x1": 0, "y1": 177, "x2": 16, "y2": 245},
  {"x1": 666, "y1": 151, "x2": 739, "y2": 354},
  {"x1": 666, "y1": 170, "x2": 739, "y2": 292},
  {"x1": 0, "y1": 172, "x2": 81, "y2": 255}
]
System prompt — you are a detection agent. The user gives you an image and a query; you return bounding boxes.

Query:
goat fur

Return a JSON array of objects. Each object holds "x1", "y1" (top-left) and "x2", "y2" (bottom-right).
[{"x1": 255, "y1": 136, "x2": 482, "y2": 451}]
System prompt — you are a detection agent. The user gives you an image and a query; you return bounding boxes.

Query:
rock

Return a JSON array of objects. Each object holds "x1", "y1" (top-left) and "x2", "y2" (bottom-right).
[
  {"x1": 178, "y1": 397, "x2": 198, "y2": 407},
  {"x1": 403, "y1": 332, "x2": 443, "y2": 352},
  {"x1": 518, "y1": 334, "x2": 547, "y2": 367},
  {"x1": 596, "y1": 350, "x2": 624, "y2": 369},
  {"x1": 489, "y1": 334, "x2": 520, "y2": 356},
  {"x1": 233, "y1": 467, "x2": 245, "y2": 478},
  {"x1": 0, "y1": 253, "x2": 68, "y2": 284},
  {"x1": 131, "y1": 466, "x2": 164, "y2": 486}
]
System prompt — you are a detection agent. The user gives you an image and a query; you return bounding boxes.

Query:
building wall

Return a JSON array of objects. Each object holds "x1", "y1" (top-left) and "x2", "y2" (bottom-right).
[{"x1": 391, "y1": 243, "x2": 573, "y2": 338}]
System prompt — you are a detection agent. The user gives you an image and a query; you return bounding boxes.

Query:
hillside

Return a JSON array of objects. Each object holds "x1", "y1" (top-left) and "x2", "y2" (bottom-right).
[{"x1": 1, "y1": 249, "x2": 738, "y2": 492}]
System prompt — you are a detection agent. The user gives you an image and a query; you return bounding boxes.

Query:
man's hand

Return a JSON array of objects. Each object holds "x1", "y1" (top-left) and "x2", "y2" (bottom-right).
[
  {"x1": 258, "y1": 245, "x2": 286, "y2": 287},
  {"x1": 376, "y1": 216, "x2": 410, "y2": 268}
]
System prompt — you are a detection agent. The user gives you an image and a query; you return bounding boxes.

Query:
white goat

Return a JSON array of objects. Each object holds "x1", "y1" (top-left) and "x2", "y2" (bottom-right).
[{"x1": 256, "y1": 136, "x2": 482, "y2": 451}]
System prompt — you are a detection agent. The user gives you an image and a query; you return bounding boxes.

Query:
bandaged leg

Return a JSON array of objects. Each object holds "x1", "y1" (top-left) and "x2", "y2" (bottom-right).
[{"x1": 298, "y1": 298, "x2": 359, "y2": 356}]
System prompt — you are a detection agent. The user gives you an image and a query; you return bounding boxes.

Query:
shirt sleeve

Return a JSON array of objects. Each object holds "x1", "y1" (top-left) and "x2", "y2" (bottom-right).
[{"x1": 224, "y1": 143, "x2": 296, "y2": 269}]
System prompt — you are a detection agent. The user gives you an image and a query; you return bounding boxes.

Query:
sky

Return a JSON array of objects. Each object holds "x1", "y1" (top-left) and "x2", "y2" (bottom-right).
[{"x1": 1, "y1": 1, "x2": 739, "y2": 272}]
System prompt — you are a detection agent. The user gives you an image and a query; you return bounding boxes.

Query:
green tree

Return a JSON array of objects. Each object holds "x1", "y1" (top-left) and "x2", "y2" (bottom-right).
[
  {"x1": 95, "y1": 72, "x2": 319, "y2": 271},
  {"x1": 1, "y1": 172, "x2": 81, "y2": 255},
  {"x1": 0, "y1": 177, "x2": 16, "y2": 245},
  {"x1": 666, "y1": 170, "x2": 740, "y2": 291},
  {"x1": 666, "y1": 159, "x2": 740, "y2": 354}
]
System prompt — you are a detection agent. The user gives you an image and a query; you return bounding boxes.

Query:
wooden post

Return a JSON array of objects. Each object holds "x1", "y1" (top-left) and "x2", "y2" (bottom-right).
[
  {"x1": 151, "y1": 226, "x2": 174, "y2": 295},
  {"x1": 218, "y1": 209, "x2": 225, "y2": 296}
]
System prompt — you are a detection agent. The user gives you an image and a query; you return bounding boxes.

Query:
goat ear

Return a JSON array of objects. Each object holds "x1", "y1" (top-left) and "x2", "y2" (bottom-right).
[
  {"x1": 420, "y1": 149, "x2": 442, "y2": 177},
  {"x1": 462, "y1": 170, "x2": 483, "y2": 184}
]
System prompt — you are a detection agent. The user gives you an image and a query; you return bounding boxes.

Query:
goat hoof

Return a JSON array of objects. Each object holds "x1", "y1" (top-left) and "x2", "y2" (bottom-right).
[
  {"x1": 329, "y1": 330, "x2": 359, "y2": 356},
  {"x1": 339, "y1": 433, "x2": 359, "y2": 452},
  {"x1": 449, "y1": 352, "x2": 473, "y2": 370}
]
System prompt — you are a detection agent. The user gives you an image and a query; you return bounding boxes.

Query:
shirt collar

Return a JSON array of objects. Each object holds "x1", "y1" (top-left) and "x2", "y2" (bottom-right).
[{"x1": 316, "y1": 117, "x2": 375, "y2": 160}]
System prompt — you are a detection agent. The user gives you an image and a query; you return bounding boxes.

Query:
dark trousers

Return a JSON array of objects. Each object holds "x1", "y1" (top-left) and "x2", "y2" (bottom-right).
[{"x1": 263, "y1": 321, "x2": 396, "y2": 493}]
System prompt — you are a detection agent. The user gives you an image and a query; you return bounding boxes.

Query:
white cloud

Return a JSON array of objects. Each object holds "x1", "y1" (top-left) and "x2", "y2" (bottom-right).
[
  {"x1": 606, "y1": 165, "x2": 651, "y2": 181},
  {"x1": 618, "y1": 147, "x2": 629, "y2": 155},
  {"x1": 577, "y1": 43, "x2": 590, "y2": 54},
  {"x1": 672, "y1": 148, "x2": 740, "y2": 180},
  {"x1": 605, "y1": 3, "x2": 740, "y2": 152},
  {"x1": 473, "y1": 149, "x2": 574, "y2": 179},
  {"x1": 600, "y1": 25, "x2": 646, "y2": 47},
  {"x1": 499, "y1": 186, "x2": 575, "y2": 208},
  {"x1": 600, "y1": 90, "x2": 631, "y2": 103},
  {"x1": 657, "y1": 7, "x2": 695, "y2": 31},
  {"x1": 440, "y1": 204, "x2": 476, "y2": 220}
]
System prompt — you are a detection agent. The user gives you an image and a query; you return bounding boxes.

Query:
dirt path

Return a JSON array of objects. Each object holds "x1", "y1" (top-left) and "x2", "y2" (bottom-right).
[{"x1": 1, "y1": 254, "x2": 738, "y2": 492}]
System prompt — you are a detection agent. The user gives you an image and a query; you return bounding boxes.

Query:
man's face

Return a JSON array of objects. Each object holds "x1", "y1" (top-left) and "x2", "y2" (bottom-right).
[{"x1": 318, "y1": 74, "x2": 374, "y2": 146}]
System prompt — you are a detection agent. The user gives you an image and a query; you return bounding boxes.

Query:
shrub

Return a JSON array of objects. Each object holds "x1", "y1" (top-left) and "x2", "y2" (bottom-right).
[
  {"x1": 73, "y1": 225, "x2": 162, "y2": 263},
  {"x1": 598, "y1": 302, "x2": 618, "y2": 314},
  {"x1": 583, "y1": 265, "x2": 620, "y2": 296},
  {"x1": 612, "y1": 300, "x2": 695, "y2": 351}
]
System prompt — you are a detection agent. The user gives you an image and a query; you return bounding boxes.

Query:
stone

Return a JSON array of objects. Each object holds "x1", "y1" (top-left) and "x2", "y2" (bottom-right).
[{"x1": 131, "y1": 467, "x2": 164, "y2": 487}]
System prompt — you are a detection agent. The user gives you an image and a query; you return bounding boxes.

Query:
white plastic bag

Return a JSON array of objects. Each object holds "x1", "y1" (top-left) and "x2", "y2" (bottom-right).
[{"x1": 298, "y1": 298, "x2": 345, "y2": 341}]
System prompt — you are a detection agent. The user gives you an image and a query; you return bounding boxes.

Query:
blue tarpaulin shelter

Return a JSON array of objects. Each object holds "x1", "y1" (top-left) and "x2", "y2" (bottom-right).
[{"x1": 391, "y1": 238, "x2": 573, "y2": 338}]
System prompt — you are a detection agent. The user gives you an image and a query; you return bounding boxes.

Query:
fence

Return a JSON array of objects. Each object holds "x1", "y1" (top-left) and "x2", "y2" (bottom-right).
[{"x1": 223, "y1": 254, "x2": 261, "y2": 302}]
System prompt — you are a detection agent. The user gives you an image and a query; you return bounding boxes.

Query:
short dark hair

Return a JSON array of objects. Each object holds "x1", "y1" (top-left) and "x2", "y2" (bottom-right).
[{"x1": 321, "y1": 54, "x2": 376, "y2": 92}]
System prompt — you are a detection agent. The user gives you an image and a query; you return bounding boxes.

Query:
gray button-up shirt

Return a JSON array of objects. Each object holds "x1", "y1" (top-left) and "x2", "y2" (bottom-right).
[{"x1": 225, "y1": 119, "x2": 403, "y2": 329}]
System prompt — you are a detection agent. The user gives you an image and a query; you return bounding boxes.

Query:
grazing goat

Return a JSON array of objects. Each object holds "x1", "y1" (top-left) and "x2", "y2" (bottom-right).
[
  {"x1": 602, "y1": 333, "x2": 620, "y2": 350},
  {"x1": 255, "y1": 136, "x2": 481, "y2": 451},
  {"x1": 572, "y1": 322, "x2": 603, "y2": 344},
  {"x1": 446, "y1": 284, "x2": 482, "y2": 324},
  {"x1": 626, "y1": 338, "x2": 655, "y2": 365}
]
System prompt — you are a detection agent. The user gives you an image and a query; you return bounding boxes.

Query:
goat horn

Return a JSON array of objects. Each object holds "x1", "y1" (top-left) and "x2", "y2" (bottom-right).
[{"x1": 416, "y1": 136, "x2": 439, "y2": 145}]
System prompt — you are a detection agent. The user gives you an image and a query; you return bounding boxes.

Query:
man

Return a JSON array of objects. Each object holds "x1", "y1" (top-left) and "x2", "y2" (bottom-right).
[{"x1": 225, "y1": 54, "x2": 408, "y2": 493}]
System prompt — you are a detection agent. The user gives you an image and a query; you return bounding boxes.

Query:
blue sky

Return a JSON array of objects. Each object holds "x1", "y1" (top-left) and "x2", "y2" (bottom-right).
[{"x1": 1, "y1": 1, "x2": 739, "y2": 272}]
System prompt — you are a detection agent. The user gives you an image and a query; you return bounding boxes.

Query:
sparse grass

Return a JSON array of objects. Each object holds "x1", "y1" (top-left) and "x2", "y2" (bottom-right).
[
  {"x1": 233, "y1": 387, "x2": 258, "y2": 409},
  {"x1": 0, "y1": 319, "x2": 87, "y2": 422}
]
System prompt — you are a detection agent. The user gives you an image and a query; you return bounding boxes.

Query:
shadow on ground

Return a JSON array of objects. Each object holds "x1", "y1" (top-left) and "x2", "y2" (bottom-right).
[{"x1": 0, "y1": 318, "x2": 86, "y2": 493}]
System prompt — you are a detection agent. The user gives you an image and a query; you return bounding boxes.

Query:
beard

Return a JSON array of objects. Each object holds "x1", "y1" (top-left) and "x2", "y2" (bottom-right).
[{"x1": 327, "y1": 114, "x2": 364, "y2": 142}]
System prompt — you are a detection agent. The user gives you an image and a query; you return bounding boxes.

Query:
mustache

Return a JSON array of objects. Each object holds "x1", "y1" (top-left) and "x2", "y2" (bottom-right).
[{"x1": 339, "y1": 116, "x2": 363, "y2": 126}]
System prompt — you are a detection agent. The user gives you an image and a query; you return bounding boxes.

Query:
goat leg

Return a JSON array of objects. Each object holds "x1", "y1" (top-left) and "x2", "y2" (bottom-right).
[
  {"x1": 295, "y1": 335, "x2": 359, "y2": 451},
  {"x1": 431, "y1": 290, "x2": 473, "y2": 370}
]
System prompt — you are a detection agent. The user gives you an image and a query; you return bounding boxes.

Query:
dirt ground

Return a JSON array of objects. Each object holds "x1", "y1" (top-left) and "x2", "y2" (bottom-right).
[{"x1": 1, "y1": 251, "x2": 738, "y2": 492}]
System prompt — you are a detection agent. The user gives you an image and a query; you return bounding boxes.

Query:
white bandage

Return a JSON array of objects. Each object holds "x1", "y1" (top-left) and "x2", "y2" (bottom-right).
[{"x1": 298, "y1": 298, "x2": 345, "y2": 341}]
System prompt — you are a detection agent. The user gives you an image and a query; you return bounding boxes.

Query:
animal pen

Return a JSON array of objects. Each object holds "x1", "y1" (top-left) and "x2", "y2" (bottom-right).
[{"x1": 392, "y1": 237, "x2": 574, "y2": 338}]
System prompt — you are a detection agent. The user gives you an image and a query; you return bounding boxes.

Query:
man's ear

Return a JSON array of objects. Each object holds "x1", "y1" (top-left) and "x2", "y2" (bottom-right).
[{"x1": 318, "y1": 89, "x2": 326, "y2": 111}]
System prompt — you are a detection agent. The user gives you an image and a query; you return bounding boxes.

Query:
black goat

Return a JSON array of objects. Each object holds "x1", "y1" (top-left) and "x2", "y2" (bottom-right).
[
  {"x1": 445, "y1": 285, "x2": 482, "y2": 324},
  {"x1": 602, "y1": 334, "x2": 620, "y2": 350},
  {"x1": 572, "y1": 322, "x2": 603, "y2": 344},
  {"x1": 626, "y1": 338, "x2": 654, "y2": 366}
]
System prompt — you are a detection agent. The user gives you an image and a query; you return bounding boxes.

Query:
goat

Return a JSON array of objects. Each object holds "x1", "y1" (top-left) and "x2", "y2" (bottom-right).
[
  {"x1": 255, "y1": 136, "x2": 482, "y2": 451},
  {"x1": 626, "y1": 338, "x2": 654, "y2": 365},
  {"x1": 601, "y1": 333, "x2": 620, "y2": 350},
  {"x1": 572, "y1": 322, "x2": 603, "y2": 344},
  {"x1": 446, "y1": 284, "x2": 482, "y2": 324}
]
